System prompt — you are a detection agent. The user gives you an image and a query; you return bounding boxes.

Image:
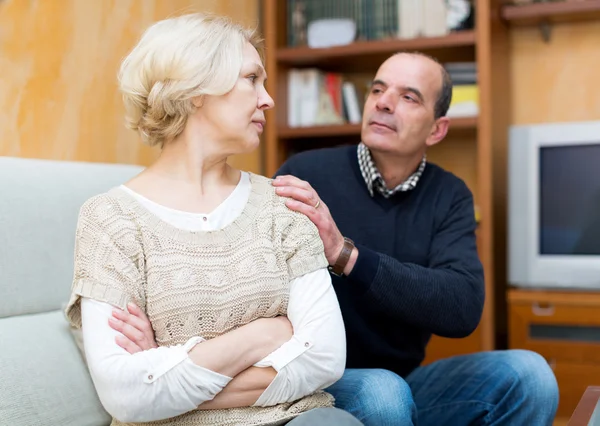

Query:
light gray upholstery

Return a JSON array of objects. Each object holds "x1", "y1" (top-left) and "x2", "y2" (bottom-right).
[
  {"x1": 0, "y1": 157, "x2": 143, "y2": 318},
  {"x1": 0, "y1": 311, "x2": 111, "y2": 425},
  {"x1": 0, "y1": 156, "x2": 143, "y2": 425}
]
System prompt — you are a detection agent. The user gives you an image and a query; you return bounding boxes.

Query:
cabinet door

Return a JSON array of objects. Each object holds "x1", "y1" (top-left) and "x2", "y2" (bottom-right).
[
  {"x1": 508, "y1": 292, "x2": 600, "y2": 418},
  {"x1": 510, "y1": 300, "x2": 600, "y2": 365}
]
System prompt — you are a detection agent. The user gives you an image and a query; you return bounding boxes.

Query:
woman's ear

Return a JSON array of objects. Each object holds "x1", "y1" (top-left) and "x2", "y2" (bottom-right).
[{"x1": 192, "y1": 95, "x2": 204, "y2": 108}]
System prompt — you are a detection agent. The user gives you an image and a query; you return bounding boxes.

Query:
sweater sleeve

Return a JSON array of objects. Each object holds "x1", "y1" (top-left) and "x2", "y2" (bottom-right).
[
  {"x1": 275, "y1": 194, "x2": 329, "y2": 279},
  {"x1": 347, "y1": 183, "x2": 485, "y2": 338},
  {"x1": 251, "y1": 268, "x2": 346, "y2": 406},
  {"x1": 65, "y1": 195, "x2": 147, "y2": 327},
  {"x1": 80, "y1": 298, "x2": 231, "y2": 423}
]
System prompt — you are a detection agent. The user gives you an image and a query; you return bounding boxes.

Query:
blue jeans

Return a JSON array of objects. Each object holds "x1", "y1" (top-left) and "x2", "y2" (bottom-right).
[{"x1": 325, "y1": 350, "x2": 558, "y2": 426}]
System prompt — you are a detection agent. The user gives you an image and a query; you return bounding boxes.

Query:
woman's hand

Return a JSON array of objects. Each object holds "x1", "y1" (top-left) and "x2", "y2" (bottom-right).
[
  {"x1": 272, "y1": 175, "x2": 345, "y2": 265},
  {"x1": 108, "y1": 303, "x2": 158, "y2": 354},
  {"x1": 108, "y1": 303, "x2": 293, "y2": 357}
]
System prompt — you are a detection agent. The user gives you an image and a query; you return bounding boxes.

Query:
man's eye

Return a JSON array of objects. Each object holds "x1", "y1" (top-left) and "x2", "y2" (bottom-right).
[{"x1": 403, "y1": 95, "x2": 415, "y2": 102}]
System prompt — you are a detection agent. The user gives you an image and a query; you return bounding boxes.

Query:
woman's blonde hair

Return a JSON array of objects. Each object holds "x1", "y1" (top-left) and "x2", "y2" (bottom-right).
[{"x1": 118, "y1": 13, "x2": 263, "y2": 147}]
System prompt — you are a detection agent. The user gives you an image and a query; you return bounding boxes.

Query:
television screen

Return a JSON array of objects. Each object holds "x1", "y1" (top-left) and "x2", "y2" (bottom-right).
[{"x1": 540, "y1": 143, "x2": 600, "y2": 255}]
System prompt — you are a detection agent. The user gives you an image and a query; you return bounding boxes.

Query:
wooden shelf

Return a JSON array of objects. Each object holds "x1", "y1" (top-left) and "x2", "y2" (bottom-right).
[
  {"x1": 508, "y1": 288, "x2": 600, "y2": 306},
  {"x1": 278, "y1": 123, "x2": 362, "y2": 139},
  {"x1": 275, "y1": 31, "x2": 476, "y2": 70},
  {"x1": 502, "y1": 0, "x2": 600, "y2": 26},
  {"x1": 278, "y1": 116, "x2": 478, "y2": 139}
]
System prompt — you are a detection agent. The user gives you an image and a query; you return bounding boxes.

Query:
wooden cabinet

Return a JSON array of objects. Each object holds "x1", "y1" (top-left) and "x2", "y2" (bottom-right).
[
  {"x1": 509, "y1": 289, "x2": 600, "y2": 418},
  {"x1": 503, "y1": 2, "x2": 600, "y2": 422}
]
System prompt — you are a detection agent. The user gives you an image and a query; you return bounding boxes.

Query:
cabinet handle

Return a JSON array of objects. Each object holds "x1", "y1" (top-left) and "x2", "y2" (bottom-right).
[{"x1": 532, "y1": 302, "x2": 555, "y2": 316}]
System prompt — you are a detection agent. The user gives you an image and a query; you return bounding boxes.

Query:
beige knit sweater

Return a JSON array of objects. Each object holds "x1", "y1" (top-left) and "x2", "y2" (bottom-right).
[{"x1": 65, "y1": 173, "x2": 334, "y2": 426}]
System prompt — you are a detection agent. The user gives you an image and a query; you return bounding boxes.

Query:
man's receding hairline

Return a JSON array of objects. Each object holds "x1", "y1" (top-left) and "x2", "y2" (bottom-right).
[
  {"x1": 381, "y1": 52, "x2": 444, "y2": 93},
  {"x1": 388, "y1": 52, "x2": 444, "y2": 77}
]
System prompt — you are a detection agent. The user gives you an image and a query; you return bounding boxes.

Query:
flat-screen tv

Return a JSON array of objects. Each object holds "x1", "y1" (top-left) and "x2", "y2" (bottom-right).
[{"x1": 508, "y1": 120, "x2": 600, "y2": 290}]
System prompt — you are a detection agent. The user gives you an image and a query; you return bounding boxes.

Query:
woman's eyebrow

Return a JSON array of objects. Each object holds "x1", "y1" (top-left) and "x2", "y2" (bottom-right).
[{"x1": 249, "y1": 62, "x2": 267, "y2": 79}]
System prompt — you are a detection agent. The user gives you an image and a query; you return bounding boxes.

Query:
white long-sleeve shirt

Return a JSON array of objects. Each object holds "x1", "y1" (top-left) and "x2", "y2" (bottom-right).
[{"x1": 80, "y1": 172, "x2": 346, "y2": 422}]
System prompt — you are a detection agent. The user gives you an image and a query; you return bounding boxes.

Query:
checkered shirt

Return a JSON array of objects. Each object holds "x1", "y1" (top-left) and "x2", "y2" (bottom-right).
[{"x1": 357, "y1": 142, "x2": 426, "y2": 198}]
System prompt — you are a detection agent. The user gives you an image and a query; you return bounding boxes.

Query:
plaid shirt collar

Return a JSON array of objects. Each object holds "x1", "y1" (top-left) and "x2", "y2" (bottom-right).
[{"x1": 357, "y1": 142, "x2": 426, "y2": 198}]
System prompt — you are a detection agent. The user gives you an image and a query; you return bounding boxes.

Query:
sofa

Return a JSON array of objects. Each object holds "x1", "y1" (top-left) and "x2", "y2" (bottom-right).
[{"x1": 0, "y1": 156, "x2": 143, "y2": 425}]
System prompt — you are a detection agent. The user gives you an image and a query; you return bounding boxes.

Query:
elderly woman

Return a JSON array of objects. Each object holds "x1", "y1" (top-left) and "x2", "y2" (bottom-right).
[{"x1": 64, "y1": 13, "x2": 361, "y2": 426}]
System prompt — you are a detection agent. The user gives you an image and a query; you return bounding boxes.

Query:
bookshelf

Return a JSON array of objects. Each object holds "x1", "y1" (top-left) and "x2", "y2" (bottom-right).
[
  {"x1": 501, "y1": 0, "x2": 600, "y2": 26},
  {"x1": 501, "y1": 0, "x2": 600, "y2": 42},
  {"x1": 261, "y1": 0, "x2": 511, "y2": 365},
  {"x1": 278, "y1": 116, "x2": 478, "y2": 139},
  {"x1": 276, "y1": 30, "x2": 476, "y2": 66}
]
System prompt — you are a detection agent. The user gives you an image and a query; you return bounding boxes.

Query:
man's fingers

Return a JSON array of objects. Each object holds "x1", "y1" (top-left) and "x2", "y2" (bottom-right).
[
  {"x1": 285, "y1": 199, "x2": 322, "y2": 224},
  {"x1": 273, "y1": 175, "x2": 311, "y2": 191},
  {"x1": 272, "y1": 175, "x2": 297, "y2": 186},
  {"x1": 275, "y1": 186, "x2": 317, "y2": 207},
  {"x1": 115, "y1": 335, "x2": 142, "y2": 354}
]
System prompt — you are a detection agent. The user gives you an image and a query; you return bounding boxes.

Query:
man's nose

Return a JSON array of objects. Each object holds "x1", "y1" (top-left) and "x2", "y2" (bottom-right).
[{"x1": 375, "y1": 92, "x2": 394, "y2": 113}]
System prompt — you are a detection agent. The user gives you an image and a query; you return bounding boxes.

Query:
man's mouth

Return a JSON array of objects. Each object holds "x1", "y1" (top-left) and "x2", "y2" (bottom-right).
[{"x1": 370, "y1": 120, "x2": 395, "y2": 131}]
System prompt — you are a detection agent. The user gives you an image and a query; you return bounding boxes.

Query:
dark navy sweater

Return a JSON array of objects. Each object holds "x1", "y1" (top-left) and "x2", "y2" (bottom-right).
[{"x1": 275, "y1": 145, "x2": 485, "y2": 377}]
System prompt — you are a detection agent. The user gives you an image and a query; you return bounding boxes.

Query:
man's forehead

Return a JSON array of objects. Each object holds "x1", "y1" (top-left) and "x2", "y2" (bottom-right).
[
  {"x1": 380, "y1": 53, "x2": 436, "y2": 74},
  {"x1": 375, "y1": 55, "x2": 441, "y2": 92}
]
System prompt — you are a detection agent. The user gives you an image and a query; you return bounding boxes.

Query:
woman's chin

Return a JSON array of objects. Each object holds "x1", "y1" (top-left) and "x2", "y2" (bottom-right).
[
  {"x1": 245, "y1": 135, "x2": 261, "y2": 151},
  {"x1": 230, "y1": 137, "x2": 260, "y2": 156}
]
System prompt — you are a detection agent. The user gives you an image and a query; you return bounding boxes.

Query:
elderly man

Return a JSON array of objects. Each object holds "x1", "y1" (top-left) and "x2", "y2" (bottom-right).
[{"x1": 271, "y1": 52, "x2": 558, "y2": 425}]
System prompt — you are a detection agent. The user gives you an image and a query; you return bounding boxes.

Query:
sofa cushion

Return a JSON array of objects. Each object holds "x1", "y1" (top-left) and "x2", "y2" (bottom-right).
[
  {"x1": 0, "y1": 309, "x2": 111, "y2": 426},
  {"x1": 0, "y1": 157, "x2": 142, "y2": 318}
]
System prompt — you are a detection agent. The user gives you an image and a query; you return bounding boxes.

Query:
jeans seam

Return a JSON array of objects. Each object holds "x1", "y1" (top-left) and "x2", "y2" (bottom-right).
[{"x1": 417, "y1": 400, "x2": 495, "y2": 416}]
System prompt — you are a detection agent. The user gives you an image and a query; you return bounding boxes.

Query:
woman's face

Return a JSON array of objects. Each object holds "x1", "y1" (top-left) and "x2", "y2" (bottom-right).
[{"x1": 196, "y1": 42, "x2": 274, "y2": 156}]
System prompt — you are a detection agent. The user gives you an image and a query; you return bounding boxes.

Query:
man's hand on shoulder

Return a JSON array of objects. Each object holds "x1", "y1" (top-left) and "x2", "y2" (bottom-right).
[{"x1": 272, "y1": 175, "x2": 357, "y2": 274}]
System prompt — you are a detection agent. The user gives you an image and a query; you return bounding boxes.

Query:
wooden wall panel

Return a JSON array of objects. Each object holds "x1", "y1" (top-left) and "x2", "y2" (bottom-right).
[
  {"x1": 510, "y1": 21, "x2": 600, "y2": 125},
  {"x1": 0, "y1": 0, "x2": 262, "y2": 173}
]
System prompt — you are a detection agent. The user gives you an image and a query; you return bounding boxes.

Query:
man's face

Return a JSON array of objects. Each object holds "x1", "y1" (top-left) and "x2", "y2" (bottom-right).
[{"x1": 361, "y1": 53, "x2": 446, "y2": 157}]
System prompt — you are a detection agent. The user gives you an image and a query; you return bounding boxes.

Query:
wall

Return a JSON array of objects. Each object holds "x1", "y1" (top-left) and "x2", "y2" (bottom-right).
[
  {"x1": 0, "y1": 0, "x2": 262, "y2": 172},
  {"x1": 511, "y1": 21, "x2": 600, "y2": 125}
]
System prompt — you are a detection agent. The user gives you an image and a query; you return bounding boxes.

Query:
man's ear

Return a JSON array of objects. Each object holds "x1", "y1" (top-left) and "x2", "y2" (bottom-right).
[{"x1": 426, "y1": 116, "x2": 450, "y2": 148}]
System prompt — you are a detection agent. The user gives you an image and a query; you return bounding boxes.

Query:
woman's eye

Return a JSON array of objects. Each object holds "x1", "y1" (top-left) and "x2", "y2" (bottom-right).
[{"x1": 248, "y1": 74, "x2": 258, "y2": 83}]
